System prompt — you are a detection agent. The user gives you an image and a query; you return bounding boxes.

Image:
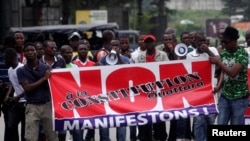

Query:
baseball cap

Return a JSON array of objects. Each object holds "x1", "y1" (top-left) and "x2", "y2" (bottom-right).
[
  {"x1": 69, "y1": 32, "x2": 81, "y2": 40},
  {"x1": 143, "y1": 35, "x2": 156, "y2": 42}
]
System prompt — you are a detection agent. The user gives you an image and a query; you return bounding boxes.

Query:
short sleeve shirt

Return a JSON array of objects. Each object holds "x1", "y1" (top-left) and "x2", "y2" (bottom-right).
[
  {"x1": 17, "y1": 62, "x2": 51, "y2": 103},
  {"x1": 221, "y1": 47, "x2": 248, "y2": 100}
]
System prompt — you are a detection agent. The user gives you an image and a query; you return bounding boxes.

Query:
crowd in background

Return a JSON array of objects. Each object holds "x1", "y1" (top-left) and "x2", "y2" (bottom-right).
[{"x1": 0, "y1": 25, "x2": 250, "y2": 141}]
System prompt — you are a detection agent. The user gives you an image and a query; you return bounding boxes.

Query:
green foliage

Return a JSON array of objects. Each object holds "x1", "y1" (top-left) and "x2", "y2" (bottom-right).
[
  {"x1": 130, "y1": 14, "x2": 158, "y2": 33},
  {"x1": 168, "y1": 10, "x2": 229, "y2": 39},
  {"x1": 221, "y1": 0, "x2": 250, "y2": 20}
]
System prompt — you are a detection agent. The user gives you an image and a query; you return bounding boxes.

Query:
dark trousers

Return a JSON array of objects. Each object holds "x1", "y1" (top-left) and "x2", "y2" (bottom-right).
[
  {"x1": 85, "y1": 129, "x2": 95, "y2": 141},
  {"x1": 8, "y1": 102, "x2": 26, "y2": 141},
  {"x1": 153, "y1": 122, "x2": 168, "y2": 141},
  {"x1": 168, "y1": 119, "x2": 192, "y2": 141},
  {"x1": 2, "y1": 104, "x2": 11, "y2": 141},
  {"x1": 138, "y1": 124, "x2": 153, "y2": 141},
  {"x1": 129, "y1": 126, "x2": 137, "y2": 141}
]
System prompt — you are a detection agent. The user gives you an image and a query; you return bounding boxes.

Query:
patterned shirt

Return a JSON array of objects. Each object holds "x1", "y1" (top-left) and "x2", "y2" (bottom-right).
[{"x1": 221, "y1": 47, "x2": 248, "y2": 100}]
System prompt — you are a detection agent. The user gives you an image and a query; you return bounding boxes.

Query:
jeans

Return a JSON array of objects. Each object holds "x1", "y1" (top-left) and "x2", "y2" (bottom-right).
[
  {"x1": 70, "y1": 129, "x2": 83, "y2": 141},
  {"x1": 193, "y1": 114, "x2": 216, "y2": 141},
  {"x1": 8, "y1": 102, "x2": 26, "y2": 141},
  {"x1": 217, "y1": 96, "x2": 248, "y2": 125},
  {"x1": 99, "y1": 127, "x2": 126, "y2": 141}
]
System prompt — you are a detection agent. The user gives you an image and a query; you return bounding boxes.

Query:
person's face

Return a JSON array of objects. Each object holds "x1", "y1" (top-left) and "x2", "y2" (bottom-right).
[
  {"x1": 35, "y1": 43, "x2": 44, "y2": 59},
  {"x1": 45, "y1": 41, "x2": 57, "y2": 56},
  {"x1": 14, "y1": 33, "x2": 25, "y2": 48},
  {"x1": 70, "y1": 37, "x2": 80, "y2": 50},
  {"x1": 189, "y1": 32, "x2": 196, "y2": 45},
  {"x1": 221, "y1": 37, "x2": 235, "y2": 51},
  {"x1": 3, "y1": 54, "x2": 13, "y2": 67},
  {"x1": 138, "y1": 35, "x2": 146, "y2": 49},
  {"x1": 163, "y1": 34, "x2": 173, "y2": 45},
  {"x1": 61, "y1": 48, "x2": 73, "y2": 63},
  {"x1": 181, "y1": 33, "x2": 191, "y2": 46},
  {"x1": 111, "y1": 41, "x2": 120, "y2": 53},
  {"x1": 144, "y1": 39, "x2": 155, "y2": 51},
  {"x1": 196, "y1": 36, "x2": 207, "y2": 53},
  {"x1": 163, "y1": 34, "x2": 174, "y2": 51},
  {"x1": 78, "y1": 44, "x2": 89, "y2": 59},
  {"x1": 120, "y1": 38, "x2": 130, "y2": 51},
  {"x1": 24, "y1": 46, "x2": 37, "y2": 60}
]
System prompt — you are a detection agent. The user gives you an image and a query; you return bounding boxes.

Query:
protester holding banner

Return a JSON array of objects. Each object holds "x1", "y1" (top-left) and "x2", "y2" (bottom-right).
[
  {"x1": 130, "y1": 33, "x2": 146, "y2": 64},
  {"x1": 39, "y1": 40, "x2": 67, "y2": 141},
  {"x1": 120, "y1": 35, "x2": 132, "y2": 59},
  {"x1": 60, "y1": 45, "x2": 78, "y2": 68},
  {"x1": 161, "y1": 33, "x2": 178, "y2": 60},
  {"x1": 129, "y1": 33, "x2": 146, "y2": 141},
  {"x1": 94, "y1": 30, "x2": 115, "y2": 63},
  {"x1": 133, "y1": 34, "x2": 169, "y2": 141},
  {"x1": 17, "y1": 42, "x2": 59, "y2": 141},
  {"x1": 186, "y1": 32, "x2": 219, "y2": 141},
  {"x1": 99, "y1": 39, "x2": 130, "y2": 65},
  {"x1": 73, "y1": 42, "x2": 96, "y2": 67},
  {"x1": 168, "y1": 31, "x2": 192, "y2": 141},
  {"x1": 209, "y1": 26, "x2": 249, "y2": 125},
  {"x1": 98, "y1": 39, "x2": 130, "y2": 141}
]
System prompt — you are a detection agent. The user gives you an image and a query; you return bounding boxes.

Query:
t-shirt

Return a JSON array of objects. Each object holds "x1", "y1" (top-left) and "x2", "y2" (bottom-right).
[
  {"x1": 17, "y1": 62, "x2": 51, "y2": 103},
  {"x1": 73, "y1": 58, "x2": 95, "y2": 67},
  {"x1": 220, "y1": 47, "x2": 248, "y2": 100},
  {"x1": 8, "y1": 62, "x2": 26, "y2": 102}
]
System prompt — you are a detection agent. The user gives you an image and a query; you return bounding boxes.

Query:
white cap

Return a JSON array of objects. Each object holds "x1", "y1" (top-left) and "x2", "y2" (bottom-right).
[{"x1": 69, "y1": 32, "x2": 81, "y2": 40}]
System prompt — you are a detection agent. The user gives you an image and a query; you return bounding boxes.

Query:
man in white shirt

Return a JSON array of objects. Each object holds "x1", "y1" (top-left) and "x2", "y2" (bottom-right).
[
  {"x1": 186, "y1": 32, "x2": 219, "y2": 141},
  {"x1": 3, "y1": 48, "x2": 26, "y2": 141}
]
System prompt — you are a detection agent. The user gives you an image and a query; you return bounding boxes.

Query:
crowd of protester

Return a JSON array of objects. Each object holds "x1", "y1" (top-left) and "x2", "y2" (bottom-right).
[{"x1": 0, "y1": 25, "x2": 249, "y2": 141}]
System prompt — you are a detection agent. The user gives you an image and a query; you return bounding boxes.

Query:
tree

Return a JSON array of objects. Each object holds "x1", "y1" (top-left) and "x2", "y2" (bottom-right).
[{"x1": 221, "y1": 0, "x2": 250, "y2": 20}]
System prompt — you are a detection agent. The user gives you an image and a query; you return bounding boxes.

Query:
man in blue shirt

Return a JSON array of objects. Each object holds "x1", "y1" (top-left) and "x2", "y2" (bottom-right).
[{"x1": 17, "y1": 42, "x2": 58, "y2": 141}]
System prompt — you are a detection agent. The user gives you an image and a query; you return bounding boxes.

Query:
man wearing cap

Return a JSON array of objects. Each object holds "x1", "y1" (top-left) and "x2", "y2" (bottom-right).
[
  {"x1": 134, "y1": 35, "x2": 168, "y2": 63},
  {"x1": 133, "y1": 34, "x2": 168, "y2": 141},
  {"x1": 210, "y1": 26, "x2": 249, "y2": 125},
  {"x1": 69, "y1": 31, "x2": 93, "y2": 61}
]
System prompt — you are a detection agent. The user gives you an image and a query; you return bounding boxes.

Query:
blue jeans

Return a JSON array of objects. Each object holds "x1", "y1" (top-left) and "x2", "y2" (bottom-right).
[
  {"x1": 99, "y1": 127, "x2": 126, "y2": 141},
  {"x1": 217, "y1": 96, "x2": 248, "y2": 125},
  {"x1": 70, "y1": 129, "x2": 83, "y2": 141},
  {"x1": 193, "y1": 114, "x2": 216, "y2": 141}
]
